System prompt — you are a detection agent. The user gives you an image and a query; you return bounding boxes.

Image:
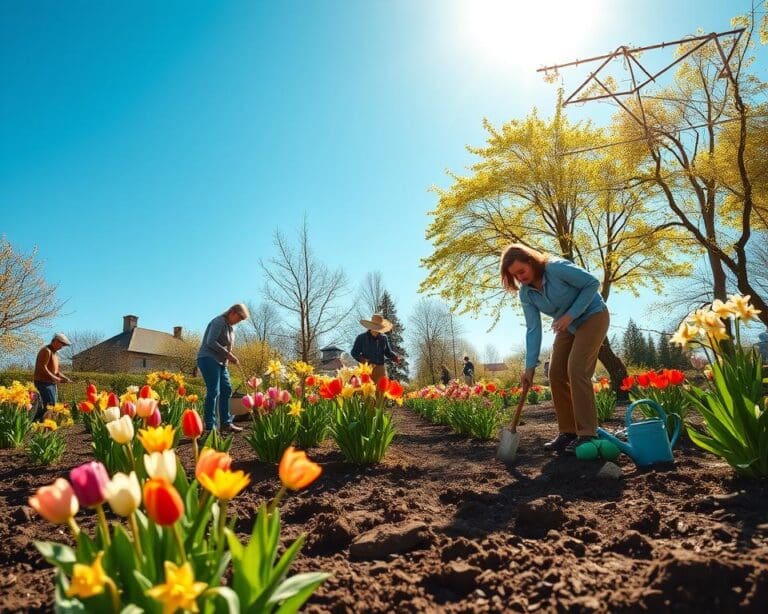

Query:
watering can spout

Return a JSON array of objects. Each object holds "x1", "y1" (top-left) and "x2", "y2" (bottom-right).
[{"x1": 596, "y1": 427, "x2": 634, "y2": 457}]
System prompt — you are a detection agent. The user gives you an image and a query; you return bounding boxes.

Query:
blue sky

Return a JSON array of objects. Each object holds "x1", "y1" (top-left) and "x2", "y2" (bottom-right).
[{"x1": 1, "y1": 0, "x2": 761, "y2": 364}]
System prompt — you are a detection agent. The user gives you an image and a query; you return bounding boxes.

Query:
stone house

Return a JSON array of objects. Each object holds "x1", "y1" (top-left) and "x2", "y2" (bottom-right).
[{"x1": 72, "y1": 315, "x2": 189, "y2": 373}]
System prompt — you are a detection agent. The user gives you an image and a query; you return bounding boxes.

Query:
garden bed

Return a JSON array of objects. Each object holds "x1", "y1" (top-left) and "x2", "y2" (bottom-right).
[{"x1": 1, "y1": 401, "x2": 767, "y2": 612}]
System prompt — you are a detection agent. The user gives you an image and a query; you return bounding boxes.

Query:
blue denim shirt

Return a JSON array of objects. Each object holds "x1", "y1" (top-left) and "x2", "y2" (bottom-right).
[
  {"x1": 519, "y1": 258, "x2": 606, "y2": 369},
  {"x1": 351, "y1": 331, "x2": 397, "y2": 366}
]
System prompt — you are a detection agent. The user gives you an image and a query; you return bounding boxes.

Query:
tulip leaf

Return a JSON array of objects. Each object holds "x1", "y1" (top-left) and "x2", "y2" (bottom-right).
[
  {"x1": 34, "y1": 540, "x2": 76, "y2": 570},
  {"x1": 270, "y1": 573, "x2": 332, "y2": 613},
  {"x1": 204, "y1": 586, "x2": 240, "y2": 613}
]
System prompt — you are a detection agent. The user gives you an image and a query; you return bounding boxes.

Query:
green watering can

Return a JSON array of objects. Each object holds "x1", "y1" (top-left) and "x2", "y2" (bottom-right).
[{"x1": 597, "y1": 399, "x2": 681, "y2": 467}]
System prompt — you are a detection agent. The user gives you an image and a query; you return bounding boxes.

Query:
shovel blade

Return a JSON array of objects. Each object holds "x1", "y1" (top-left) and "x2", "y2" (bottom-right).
[{"x1": 497, "y1": 427, "x2": 520, "y2": 461}]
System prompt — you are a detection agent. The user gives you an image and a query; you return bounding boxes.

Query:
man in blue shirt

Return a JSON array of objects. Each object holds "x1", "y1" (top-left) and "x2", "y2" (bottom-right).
[{"x1": 351, "y1": 313, "x2": 400, "y2": 384}]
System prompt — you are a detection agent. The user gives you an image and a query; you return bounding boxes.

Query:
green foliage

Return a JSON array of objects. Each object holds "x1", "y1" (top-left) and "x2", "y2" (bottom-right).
[
  {"x1": 27, "y1": 428, "x2": 66, "y2": 464},
  {"x1": 0, "y1": 404, "x2": 33, "y2": 448},
  {"x1": 245, "y1": 407, "x2": 298, "y2": 464},
  {"x1": 447, "y1": 399, "x2": 503, "y2": 440},
  {"x1": 295, "y1": 402, "x2": 332, "y2": 449},
  {"x1": 226, "y1": 504, "x2": 330, "y2": 613},
  {"x1": 87, "y1": 413, "x2": 142, "y2": 475},
  {"x1": 686, "y1": 345, "x2": 768, "y2": 478},
  {"x1": 378, "y1": 291, "x2": 409, "y2": 382},
  {"x1": 595, "y1": 388, "x2": 617, "y2": 423},
  {"x1": 332, "y1": 401, "x2": 395, "y2": 464}
]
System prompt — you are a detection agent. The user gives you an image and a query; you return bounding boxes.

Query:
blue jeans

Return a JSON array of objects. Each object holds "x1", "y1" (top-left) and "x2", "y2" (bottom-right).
[
  {"x1": 34, "y1": 381, "x2": 57, "y2": 421},
  {"x1": 196, "y1": 357, "x2": 233, "y2": 429}
]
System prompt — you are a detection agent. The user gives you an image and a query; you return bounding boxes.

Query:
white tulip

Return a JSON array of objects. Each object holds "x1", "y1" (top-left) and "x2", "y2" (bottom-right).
[
  {"x1": 144, "y1": 450, "x2": 177, "y2": 483},
  {"x1": 106, "y1": 415, "x2": 134, "y2": 444},
  {"x1": 102, "y1": 406, "x2": 121, "y2": 423},
  {"x1": 105, "y1": 471, "x2": 141, "y2": 517}
]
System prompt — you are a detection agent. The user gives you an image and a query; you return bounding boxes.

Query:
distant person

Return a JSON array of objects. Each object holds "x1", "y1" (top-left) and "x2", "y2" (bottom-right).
[
  {"x1": 500, "y1": 243, "x2": 608, "y2": 455},
  {"x1": 351, "y1": 313, "x2": 400, "y2": 383},
  {"x1": 33, "y1": 333, "x2": 72, "y2": 420},
  {"x1": 462, "y1": 356, "x2": 475, "y2": 385},
  {"x1": 440, "y1": 365, "x2": 451, "y2": 386},
  {"x1": 197, "y1": 303, "x2": 249, "y2": 434},
  {"x1": 758, "y1": 329, "x2": 768, "y2": 363}
]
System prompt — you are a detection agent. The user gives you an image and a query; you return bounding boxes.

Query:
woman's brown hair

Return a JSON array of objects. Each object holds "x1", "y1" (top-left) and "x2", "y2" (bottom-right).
[{"x1": 499, "y1": 243, "x2": 549, "y2": 292}]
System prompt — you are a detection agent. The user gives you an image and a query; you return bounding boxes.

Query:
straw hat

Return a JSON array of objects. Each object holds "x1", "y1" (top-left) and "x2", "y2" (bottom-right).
[{"x1": 360, "y1": 313, "x2": 392, "y2": 333}]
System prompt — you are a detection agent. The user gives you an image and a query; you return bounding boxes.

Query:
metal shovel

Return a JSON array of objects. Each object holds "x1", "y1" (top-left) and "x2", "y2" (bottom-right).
[{"x1": 496, "y1": 381, "x2": 530, "y2": 462}]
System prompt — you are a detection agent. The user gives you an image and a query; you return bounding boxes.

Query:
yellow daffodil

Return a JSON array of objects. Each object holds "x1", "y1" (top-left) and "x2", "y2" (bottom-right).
[
  {"x1": 670, "y1": 321, "x2": 700, "y2": 348},
  {"x1": 137, "y1": 425, "x2": 175, "y2": 453},
  {"x1": 198, "y1": 468, "x2": 250, "y2": 501},
  {"x1": 119, "y1": 391, "x2": 137, "y2": 405},
  {"x1": 66, "y1": 552, "x2": 112, "y2": 599},
  {"x1": 728, "y1": 294, "x2": 762, "y2": 322},
  {"x1": 41, "y1": 419, "x2": 58, "y2": 431},
  {"x1": 146, "y1": 560, "x2": 207, "y2": 614},
  {"x1": 265, "y1": 359, "x2": 284, "y2": 377},
  {"x1": 341, "y1": 385, "x2": 355, "y2": 400},
  {"x1": 361, "y1": 382, "x2": 376, "y2": 398},
  {"x1": 711, "y1": 299, "x2": 736, "y2": 319},
  {"x1": 356, "y1": 362, "x2": 373, "y2": 376},
  {"x1": 291, "y1": 360, "x2": 314, "y2": 376},
  {"x1": 288, "y1": 400, "x2": 303, "y2": 417}
]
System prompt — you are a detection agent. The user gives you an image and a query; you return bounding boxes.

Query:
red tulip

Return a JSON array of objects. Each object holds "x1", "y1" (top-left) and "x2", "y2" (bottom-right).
[
  {"x1": 121, "y1": 401, "x2": 136, "y2": 418},
  {"x1": 181, "y1": 409, "x2": 203, "y2": 439},
  {"x1": 146, "y1": 406, "x2": 162, "y2": 427},
  {"x1": 666, "y1": 369, "x2": 685, "y2": 385},
  {"x1": 177, "y1": 386, "x2": 186, "y2": 397},
  {"x1": 486, "y1": 382, "x2": 497, "y2": 393},
  {"x1": 620, "y1": 375, "x2": 636, "y2": 391},
  {"x1": 319, "y1": 378, "x2": 343, "y2": 399},
  {"x1": 69, "y1": 461, "x2": 110, "y2": 507},
  {"x1": 376, "y1": 376, "x2": 390, "y2": 393},
  {"x1": 139, "y1": 385, "x2": 152, "y2": 399},
  {"x1": 305, "y1": 375, "x2": 316, "y2": 387},
  {"x1": 107, "y1": 392, "x2": 119, "y2": 408},
  {"x1": 78, "y1": 401, "x2": 94, "y2": 414},
  {"x1": 143, "y1": 478, "x2": 184, "y2": 526},
  {"x1": 86, "y1": 384, "x2": 98, "y2": 404},
  {"x1": 636, "y1": 373, "x2": 651, "y2": 388}
]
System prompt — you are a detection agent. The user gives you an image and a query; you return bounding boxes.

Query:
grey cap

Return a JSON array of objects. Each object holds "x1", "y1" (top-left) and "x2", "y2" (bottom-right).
[{"x1": 52, "y1": 333, "x2": 71, "y2": 346}]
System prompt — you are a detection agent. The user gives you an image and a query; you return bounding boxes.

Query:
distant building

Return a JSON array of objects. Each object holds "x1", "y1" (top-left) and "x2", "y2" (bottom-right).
[
  {"x1": 72, "y1": 315, "x2": 188, "y2": 373},
  {"x1": 318, "y1": 345, "x2": 345, "y2": 374},
  {"x1": 482, "y1": 362, "x2": 508, "y2": 373}
]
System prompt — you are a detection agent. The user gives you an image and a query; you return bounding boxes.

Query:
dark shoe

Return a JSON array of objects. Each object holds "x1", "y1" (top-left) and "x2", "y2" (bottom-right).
[
  {"x1": 221, "y1": 423, "x2": 243, "y2": 434},
  {"x1": 543, "y1": 432, "x2": 577, "y2": 452},
  {"x1": 565, "y1": 436, "x2": 595, "y2": 455}
]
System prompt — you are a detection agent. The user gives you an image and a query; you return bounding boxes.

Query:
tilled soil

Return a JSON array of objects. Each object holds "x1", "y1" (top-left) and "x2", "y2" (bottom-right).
[{"x1": 1, "y1": 402, "x2": 767, "y2": 613}]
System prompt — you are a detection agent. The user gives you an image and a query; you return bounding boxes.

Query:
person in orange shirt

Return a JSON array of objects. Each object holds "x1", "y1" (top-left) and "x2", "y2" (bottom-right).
[{"x1": 33, "y1": 333, "x2": 72, "y2": 419}]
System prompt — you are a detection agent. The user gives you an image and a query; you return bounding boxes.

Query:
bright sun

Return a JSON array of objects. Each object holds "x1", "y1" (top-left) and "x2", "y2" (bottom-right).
[{"x1": 459, "y1": 0, "x2": 605, "y2": 73}]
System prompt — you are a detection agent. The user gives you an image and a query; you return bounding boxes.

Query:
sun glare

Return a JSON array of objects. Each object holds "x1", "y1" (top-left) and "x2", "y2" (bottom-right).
[{"x1": 459, "y1": 0, "x2": 605, "y2": 73}]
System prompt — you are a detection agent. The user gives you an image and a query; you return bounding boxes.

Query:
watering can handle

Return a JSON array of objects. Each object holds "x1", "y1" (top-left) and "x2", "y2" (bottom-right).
[
  {"x1": 626, "y1": 398, "x2": 667, "y2": 429},
  {"x1": 668, "y1": 412, "x2": 682, "y2": 449}
]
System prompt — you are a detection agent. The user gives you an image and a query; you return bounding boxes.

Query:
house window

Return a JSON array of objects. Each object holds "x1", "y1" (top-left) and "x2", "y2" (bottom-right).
[{"x1": 142, "y1": 358, "x2": 147, "y2": 368}]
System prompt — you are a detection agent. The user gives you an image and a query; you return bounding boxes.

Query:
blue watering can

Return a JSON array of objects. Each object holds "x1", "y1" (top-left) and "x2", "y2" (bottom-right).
[{"x1": 597, "y1": 399, "x2": 681, "y2": 467}]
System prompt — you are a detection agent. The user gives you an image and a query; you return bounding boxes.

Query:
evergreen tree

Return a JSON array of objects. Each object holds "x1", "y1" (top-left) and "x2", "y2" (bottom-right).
[
  {"x1": 622, "y1": 319, "x2": 647, "y2": 366},
  {"x1": 657, "y1": 332, "x2": 672, "y2": 367},
  {"x1": 646, "y1": 333, "x2": 657, "y2": 368},
  {"x1": 378, "y1": 291, "x2": 409, "y2": 382}
]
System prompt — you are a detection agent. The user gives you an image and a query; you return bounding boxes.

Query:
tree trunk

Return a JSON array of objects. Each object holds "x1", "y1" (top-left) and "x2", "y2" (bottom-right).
[{"x1": 598, "y1": 338, "x2": 629, "y2": 402}]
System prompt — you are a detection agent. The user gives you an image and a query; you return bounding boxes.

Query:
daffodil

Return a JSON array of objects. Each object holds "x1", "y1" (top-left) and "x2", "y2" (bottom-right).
[
  {"x1": 137, "y1": 425, "x2": 175, "y2": 453},
  {"x1": 198, "y1": 468, "x2": 250, "y2": 501},
  {"x1": 146, "y1": 560, "x2": 207, "y2": 614},
  {"x1": 66, "y1": 552, "x2": 112, "y2": 599},
  {"x1": 728, "y1": 294, "x2": 762, "y2": 322},
  {"x1": 341, "y1": 385, "x2": 355, "y2": 400},
  {"x1": 711, "y1": 299, "x2": 736, "y2": 319},
  {"x1": 41, "y1": 418, "x2": 58, "y2": 431},
  {"x1": 361, "y1": 382, "x2": 376, "y2": 398},
  {"x1": 670, "y1": 321, "x2": 700, "y2": 348},
  {"x1": 265, "y1": 359, "x2": 284, "y2": 377},
  {"x1": 356, "y1": 362, "x2": 374, "y2": 376},
  {"x1": 288, "y1": 400, "x2": 302, "y2": 417}
]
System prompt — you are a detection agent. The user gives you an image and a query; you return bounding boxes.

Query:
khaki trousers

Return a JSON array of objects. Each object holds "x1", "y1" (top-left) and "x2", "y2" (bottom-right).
[
  {"x1": 549, "y1": 309, "x2": 610, "y2": 437},
  {"x1": 372, "y1": 364, "x2": 387, "y2": 384}
]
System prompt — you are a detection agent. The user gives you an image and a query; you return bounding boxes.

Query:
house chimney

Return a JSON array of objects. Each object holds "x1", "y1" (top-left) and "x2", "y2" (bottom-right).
[
  {"x1": 173, "y1": 326, "x2": 182, "y2": 339},
  {"x1": 123, "y1": 315, "x2": 138, "y2": 332}
]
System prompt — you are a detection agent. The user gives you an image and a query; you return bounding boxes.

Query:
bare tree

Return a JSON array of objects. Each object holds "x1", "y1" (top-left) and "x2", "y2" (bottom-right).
[
  {"x1": 160, "y1": 332, "x2": 202, "y2": 376},
  {"x1": 357, "y1": 271, "x2": 385, "y2": 316},
  {"x1": 409, "y1": 298, "x2": 451, "y2": 385},
  {"x1": 0, "y1": 237, "x2": 64, "y2": 356},
  {"x1": 484, "y1": 344, "x2": 500, "y2": 365},
  {"x1": 59, "y1": 329, "x2": 105, "y2": 367},
  {"x1": 243, "y1": 300, "x2": 291, "y2": 359},
  {"x1": 260, "y1": 219, "x2": 353, "y2": 363}
]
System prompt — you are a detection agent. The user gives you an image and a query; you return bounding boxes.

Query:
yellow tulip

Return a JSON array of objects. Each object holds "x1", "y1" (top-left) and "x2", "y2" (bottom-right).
[
  {"x1": 198, "y1": 468, "x2": 250, "y2": 501},
  {"x1": 146, "y1": 561, "x2": 207, "y2": 614},
  {"x1": 137, "y1": 425, "x2": 175, "y2": 453}
]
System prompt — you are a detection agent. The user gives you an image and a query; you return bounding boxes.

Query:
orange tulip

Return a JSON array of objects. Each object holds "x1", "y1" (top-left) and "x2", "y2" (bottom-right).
[
  {"x1": 195, "y1": 448, "x2": 232, "y2": 481},
  {"x1": 376, "y1": 376, "x2": 390, "y2": 393},
  {"x1": 29, "y1": 478, "x2": 79, "y2": 524},
  {"x1": 279, "y1": 446, "x2": 322, "y2": 491},
  {"x1": 143, "y1": 478, "x2": 184, "y2": 526}
]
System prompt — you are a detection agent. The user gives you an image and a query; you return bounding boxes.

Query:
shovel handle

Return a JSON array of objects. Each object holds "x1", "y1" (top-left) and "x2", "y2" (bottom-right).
[{"x1": 508, "y1": 381, "x2": 531, "y2": 433}]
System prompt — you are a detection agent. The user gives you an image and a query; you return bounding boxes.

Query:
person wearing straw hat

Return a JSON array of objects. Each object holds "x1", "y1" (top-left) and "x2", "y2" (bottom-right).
[
  {"x1": 33, "y1": 333, "x2": 72, "y2": 420},
  {"x1": 197, "y1": 303, "x2": 250, "y2": 434},
  {"x1": 351, "y1": 313, "x2": 400, "y2": 383}
]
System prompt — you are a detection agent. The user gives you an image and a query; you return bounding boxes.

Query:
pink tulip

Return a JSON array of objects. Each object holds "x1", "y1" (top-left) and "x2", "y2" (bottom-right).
[
  {"x1": 146, "y1": 406, "x2": 162, "y2": 426},
  {"x1": 294, "y1": 385, "x2": 302, "y2": 397},
  {"x1": 247, "y1": 377, "x2": 262, "y2": 389},
  {"x1": 29, "y1": 478, "x2": 79, "y2": 524},
  {"x1": 349, "y1": 376, "x2": 361, "y2": 388},
  {"x1": 307, "y1": 393, "x2": 319, "y2": 404},
  {"x1": 265, "y1": 398, "x2": 276, "y2": 412},
  {"x1": 121, "y1": 401, "x2": 136, "y2": 418},
  {"x1": 136, "y1": 397, "x2": 158, "y2": 418},
  {"x1": 242, "y1": 394, "x2": 255, "y2": 409},
  {"x1": 253, "y1": 392, "x2": 265, "y2": 408},
  {"x1": 69, "y1": 461, "x2": 110, "y2": 507},
  {"x1": 279, "y1": 390, "x2": 292, "y2": 404},
  {"x1": 268, "y1": 387, "x2": 279, "y2": 400}
]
